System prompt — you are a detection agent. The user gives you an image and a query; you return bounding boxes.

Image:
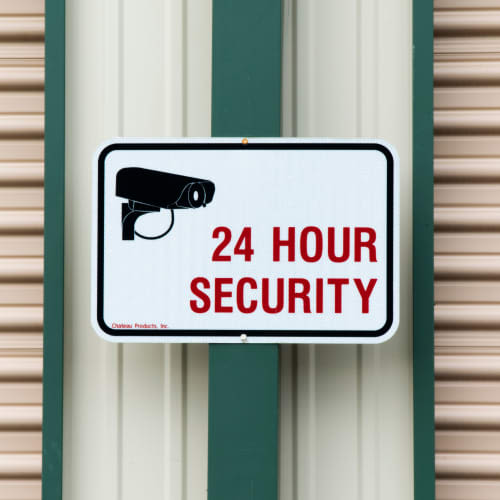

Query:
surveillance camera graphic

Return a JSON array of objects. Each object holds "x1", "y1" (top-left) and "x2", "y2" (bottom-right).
[{"x1": 116, "y1": 167, "x2": 215, "y2": 240}]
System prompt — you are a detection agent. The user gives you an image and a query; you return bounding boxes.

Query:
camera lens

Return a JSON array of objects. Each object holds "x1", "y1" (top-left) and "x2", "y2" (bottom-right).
[{"x1": 187, "y1": 183, "x2": 204, "y2": 208}]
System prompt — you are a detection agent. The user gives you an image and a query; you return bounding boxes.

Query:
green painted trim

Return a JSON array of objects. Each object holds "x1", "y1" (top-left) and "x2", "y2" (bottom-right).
[
  {"x1": 208, "y1": 346, "x2": 280, "y2": 500},
  {"x1": 209, "y1": 1, "x2": 281, "y2": 498},
  {"x1": 211, "y1": 0, "x2": 281, "y2": 138},
  {"x1": 42, "y1": 0, "x2": 65, "y2": 498},
  {"x1": 413, "y1": 0, "x2": 435, "y2": 498}
]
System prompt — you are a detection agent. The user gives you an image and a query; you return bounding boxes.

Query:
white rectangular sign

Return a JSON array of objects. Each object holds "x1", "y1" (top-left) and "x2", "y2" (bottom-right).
[{"x1": 91, "y1": 138, "x2": 399, "y2": 343}]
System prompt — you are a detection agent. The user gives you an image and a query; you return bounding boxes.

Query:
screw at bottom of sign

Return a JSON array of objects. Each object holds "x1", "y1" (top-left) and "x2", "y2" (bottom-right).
[{"x1": 240, "y1": 334, "x2": 247, "y2": 343}]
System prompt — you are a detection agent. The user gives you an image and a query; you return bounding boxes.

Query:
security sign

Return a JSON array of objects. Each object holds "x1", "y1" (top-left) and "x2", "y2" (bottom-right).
[{"x1": 91, "y1": 139, "x2": 399, "y2": 343}]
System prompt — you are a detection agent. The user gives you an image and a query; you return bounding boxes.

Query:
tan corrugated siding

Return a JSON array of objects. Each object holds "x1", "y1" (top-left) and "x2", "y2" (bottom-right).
[
  {"x1": 435, "y1": 1, "x2": 500, "y2": 498},
  {"x1": 0, "y1": 1, "x2": 43, "y2": 499}
]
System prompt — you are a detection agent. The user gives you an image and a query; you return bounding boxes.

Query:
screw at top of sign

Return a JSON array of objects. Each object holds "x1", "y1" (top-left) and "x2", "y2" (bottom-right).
[
  {"x1": 242, "y1": 138, "x2": 248, "y2": 145},
  {"x1": 240, "y1": 334, "x2": 248, "y2": 342}
]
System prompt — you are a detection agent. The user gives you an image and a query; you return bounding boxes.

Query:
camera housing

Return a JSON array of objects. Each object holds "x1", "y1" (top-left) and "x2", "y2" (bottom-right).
[{"x1": 116, "y1": 167, "x2": 215, "y2": 240}]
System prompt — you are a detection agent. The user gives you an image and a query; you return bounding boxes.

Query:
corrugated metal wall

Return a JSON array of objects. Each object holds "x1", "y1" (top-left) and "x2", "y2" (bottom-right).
[
  {"x1": 435, "y1": 1, "x2": 500, "y2": 499},
  {"x1": 65, "y1": 1, "x2": 412, "y2": 499},
  {"x1": 0, "y1": 1, "x2": 44, "y2": 499}
]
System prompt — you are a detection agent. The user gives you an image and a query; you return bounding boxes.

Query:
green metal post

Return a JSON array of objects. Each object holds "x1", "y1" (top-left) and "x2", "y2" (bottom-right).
[
  {"x1": 42, "y1": 0, "x2": 65, "y2": 498},
  {"x1": 209, "y1": 1, "x2": 281, "y2": 499},
  {"x1": 413, "y1": 0, "x2": 435, "y2": 498}
]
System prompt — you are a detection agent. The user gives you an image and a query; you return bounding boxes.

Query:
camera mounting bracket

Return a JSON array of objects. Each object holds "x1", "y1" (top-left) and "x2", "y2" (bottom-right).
[{"x1": 121, "y1": 200, "x2": 160, "y2": 240}]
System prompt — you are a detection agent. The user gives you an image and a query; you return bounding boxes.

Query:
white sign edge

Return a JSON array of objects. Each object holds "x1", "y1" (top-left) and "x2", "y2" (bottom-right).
[{"x1": 90, "y1": 137, "x2": 400, "y2": 344}]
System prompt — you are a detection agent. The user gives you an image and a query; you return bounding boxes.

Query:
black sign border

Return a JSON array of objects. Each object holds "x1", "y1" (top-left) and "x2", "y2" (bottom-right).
[{"x1": 97, "y1": 142, "x2": 395, "y2": 339}]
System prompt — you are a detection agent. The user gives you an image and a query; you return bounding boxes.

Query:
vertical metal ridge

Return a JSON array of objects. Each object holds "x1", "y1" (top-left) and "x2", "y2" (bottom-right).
[
  {"x1": 116, "y1": 3, "x2": 124, "y2": 498},
  {"x1": 359, "y1": 2, "x2": 384, "y2": 498},
  {"x1": 307, "y1": 346, "x2": 317, "y2": 500},
  {"x1": 374, "y1": 0, "x2": 380, "y2": 134},
  {"x1": 355, "y1": 0, "x2": 361, "y2": 138},
  {"x1": 163, "y1": 344, "x2": 184, "y2": 500},
  {"x1": 356, "y1": 345, "x2": 363, "y2": 500},
  {"x1": 162, "y1": 1, "x2": 188, "y2": 497},
  {"x1": 181, "y1": 344, "x2": 187, "y2": 500},
  {"x1": 117, "y1": 0, "x2": 123, "y2": 138},
  {"x1": 116, "y1": 345, "x2": 123, "y2": 500},
  {"x1": 291, "y1": 345, "x2": 298, "y2": 500},
  {"x1": 181, "y1": 0, "x2": 187, "y2": 137},
  {"x1": 291, "y1": 0, "x2": 297, "y2": 137},
  {"x1": 179, "y1": 3, "x2": 188, "y2": 497}
]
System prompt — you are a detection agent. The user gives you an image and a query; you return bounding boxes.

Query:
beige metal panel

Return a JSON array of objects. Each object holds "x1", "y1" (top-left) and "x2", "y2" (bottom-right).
[
  {"x1": 435, "y1": 232, "x2": 500, "y2": 254},
  {"x1": 437, "y1": 453, "x2": 500, "y2": 478},
  {"x1": 435, "y1": 88, "x2": 500, "y2": 109},
  {"x1": 0, "y1": 43, "x2": 43, "y2": 59},
  {"x1": 0, "y1": 140, "x2": 43, "y2": 161},
  {"x1": 437, "y1": 479, "x2": 500, "y2": 500},
  {"x1": 435, "y1": 185, "x2": 500, "y2": 206},
  {"x1": 435, "y1": 10, "x2": 500, "y2": 34},
  {"x1": 0, "y1": 284, "x2": 42, "y2": 304},
  {"x1": 436, "y1": 282, "x2": 500, "y2": 303},
  {"x1": 437, "y1": 0, "x2": 500, "y2": 7},
  {"x1": 0, "y1": 406, "x2": 41, "y2": 429},
  {"x1": 436, "y1": 304, "x2": 500, "y2": 329},
  {"x1": 435, "y1": 159, "x2": 500, "y2": 182},
  {"x1": 0, "y1": 307, "x2": 41, "y2": 330},
  {"x1": 0, "y1": 258, "x2": 43, "y2": 281},
  {"x1": 284, "y1": 0, "x2": 413, "y2": 498},
  {"x1": 0, "y1": 383, "x2": 41, "y2": 404},
  {"x1": 436, "y1": 330, "x2": 500, "y2": 348},
  {"x1": 0, "y1": 211, "x2": 42, "y2": 233},
  {"x1": 436, "y1": 255, "x2": 500, "y2": 278},
  {"x1": 437, "y1": 431, "x2": 500, "y2": 453},
  {"x1": 287, "y1": 0, "x2": 362, "y2": 497},
  {"x1": 436, "y1": 405, "x2": 500, "y2": 428},
  {"x1": 65, "y1": 0, "x2": 160, "y2": 498},
  {"x1": 0, "y1": 66, "x2": 43, "y2": 90},
  {"x1": 436, "y1": 355, "x2": 500, "y2": 378},
  {"x1": 0, "y1": 480, "x2": 41, "y2": 500},
  {"x1": 0, "y1": 92, "x2": 43, "y2": 113},
  {"x1": 436, "y1": 136, "x2": 500, "y2": 157},
  {"x1": 0, "y1": 17, "x2": 43, "y2": 40},
  {"x1": 0, "y1": 432, "x2": 41, "y2": 453},
  {"x1": 0, "y1": 454, "x2": 40, "y2": 477},
  {"x1": 0, "y1": 2, "x2": 44, "y2": 500},
  {"x1": 435, "y1": 207, "x2": 500, "y2": 228},
  {"x1": 436, "y1": 109, "x2": 500, "y2": 134},
  {"x1": 0, "y1": 165, "x2": 43, "y2": 186},
  {"x1": 0, "y1": 357, "x2": 41, "y2": 380},
  {"x1": 0, "y1": 334, "x2": 42, "y2": 352},
  {"x1": 0, "y1": 114, "x2": 43, "y2": 138},
  {"x1": 0, "y1": 188, "x2": 42, "y2": 208},
  {"x1": 435, "y1": 37, "x2": 500, "y2": 54},
  {"x1": 434, "y1": 2, "x2": 500, "y2": 497},
  {"x1": 65, "y1": 1, "x2": 412, "y2": 500},
  {"x1": 435, "y1": 59, "x2": 500, "y2": 85},
  {"x1": 436, "y1": 382, "x2": 500, "y2": 404},
  {"x1": 0, "y1": 1, "x2": 43, "y2": 15},
  {"x1": 0, "y1": 237, "x2": 43, "y2": 257}
]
